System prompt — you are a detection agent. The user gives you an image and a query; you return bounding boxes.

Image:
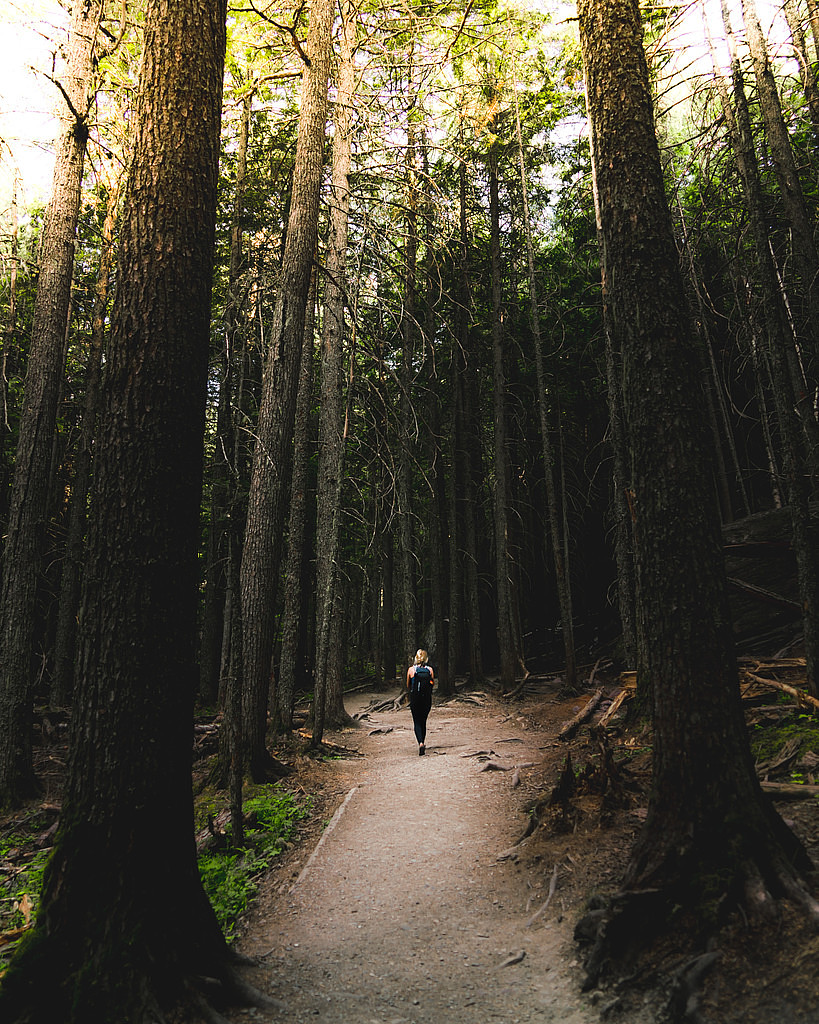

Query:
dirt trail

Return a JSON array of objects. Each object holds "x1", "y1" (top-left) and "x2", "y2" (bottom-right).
[{"x1": 233, "y1": 689, "x2": 629, "y2": 1024}]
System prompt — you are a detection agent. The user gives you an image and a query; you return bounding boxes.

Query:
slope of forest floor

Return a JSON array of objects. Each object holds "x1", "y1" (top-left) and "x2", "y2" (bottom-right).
[{"x1": 2, "y1": 665, "x2": 819, "y2": 1022}]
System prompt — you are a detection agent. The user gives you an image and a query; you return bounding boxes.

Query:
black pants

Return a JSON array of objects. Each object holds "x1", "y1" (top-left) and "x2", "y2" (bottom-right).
[{"x1": 409, "y1": 687, "x2": 432, "y2": 745}]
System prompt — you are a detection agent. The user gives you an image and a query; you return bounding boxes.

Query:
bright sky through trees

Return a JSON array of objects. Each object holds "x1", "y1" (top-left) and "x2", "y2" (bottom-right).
[
  {"x1": 0, "y1": 1, "x2": 65, "y2": 206},
  {"x1": 0, "y1": 0, "x2": 797, "y2": 214}
]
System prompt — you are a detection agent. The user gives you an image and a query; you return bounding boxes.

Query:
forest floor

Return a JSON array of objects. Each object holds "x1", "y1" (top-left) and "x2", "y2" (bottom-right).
[
  {"x1": 3, "y1": 665, "x2": 819, "y2": 1021},
  {"x1": 227, "y1": 672, "x2": 819, "y2": 1024}
]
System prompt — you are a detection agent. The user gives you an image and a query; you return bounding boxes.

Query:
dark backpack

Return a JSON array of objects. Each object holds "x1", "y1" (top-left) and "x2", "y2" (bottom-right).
[{"x1": 410, "y1": 664, "x2": 432, "y2": 696}]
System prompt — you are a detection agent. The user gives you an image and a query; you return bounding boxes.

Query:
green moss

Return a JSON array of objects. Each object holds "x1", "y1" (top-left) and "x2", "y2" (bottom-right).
[
  {"x1": 0, "y1": 847, "x2": 50, "y2": 971},
  {"x1": 749, "y1": 712, "x2": 819, "y2": 766},
  {"x1": 197, "y1": 785, "x2": 310, "y2": 942}
]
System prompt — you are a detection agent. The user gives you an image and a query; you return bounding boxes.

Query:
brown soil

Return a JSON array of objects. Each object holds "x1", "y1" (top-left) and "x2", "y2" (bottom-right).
[
  {"x1": 4, "y1": 676, "x2": 819, "y2": 1022},
  {"x1": 228, "y1": 681, "x2": 819, "y2": 1024}
]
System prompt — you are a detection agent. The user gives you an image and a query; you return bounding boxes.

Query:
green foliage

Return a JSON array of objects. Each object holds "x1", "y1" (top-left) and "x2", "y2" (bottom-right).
[
  {"x1": 198, "y1": 786, "x2": 310, "y2": 942},
  {"x1": 0, "y1": 843, "x2": 49, "y2": 971},
  {"x1": 750, "y1": 712, "x2": 819, "y2": 774}
]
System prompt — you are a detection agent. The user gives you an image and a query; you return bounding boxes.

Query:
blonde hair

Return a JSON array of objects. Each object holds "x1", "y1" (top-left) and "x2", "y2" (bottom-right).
[{"x1": 414, "y1": 649, "x2": 428, "y2": 665}]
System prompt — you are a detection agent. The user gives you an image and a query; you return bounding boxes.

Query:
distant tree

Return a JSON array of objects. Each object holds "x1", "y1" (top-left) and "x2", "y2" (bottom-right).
[
  {"x1": 0, "y1": 1, "x2": 277, "y2": 1020},
  {"x1": 0, "y1": 0, "x2": 104, "y2": 807},
  {"x1": 240, "y1": 0, "x2": 332, "y2": 777},
  {"x1": 311, "y1": 0, "x2": 357, "y2": 740},
  {"x1": 577, "y1": 0, "x2": 819, "y2": 984}
]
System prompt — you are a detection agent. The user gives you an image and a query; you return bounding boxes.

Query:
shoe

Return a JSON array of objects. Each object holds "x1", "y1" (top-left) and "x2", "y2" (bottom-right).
[{"x1": 419, "y1": 744, "x2": 425, "y2": 756}]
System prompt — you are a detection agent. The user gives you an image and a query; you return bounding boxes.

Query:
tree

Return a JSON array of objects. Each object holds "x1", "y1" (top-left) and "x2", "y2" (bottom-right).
[
  {"x1": 311, "y1": 0, "x2": 358, "y2": 741},
  {"x1": 0, "y1": 1, "x2": 276, "y2": 1019},
  {"x1": 577, "y1": 0, "x2": 819, "y2": 984},
  {"x1": 239, "y1": 0, "x2": 332, "y2": 778},
  {"x1": 0, "y1": 0, "x2": 104, "y2": 807}
]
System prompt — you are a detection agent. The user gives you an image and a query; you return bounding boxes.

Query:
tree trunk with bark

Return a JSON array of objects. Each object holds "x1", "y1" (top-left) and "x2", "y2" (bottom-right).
[
  {"x1": 200, "y1": 87, "x2": 252, "y2": 707},
  {"x1": 740, "y1": 0, "x2": 819, "y2": 422},
  {"x1": 488, "y1": 141, "x2": 518, "y2": 691},
  {"x1": 783, "y1": 0, "x2": 819, "y2": 146},
  {"x1": 512, "y1": 81, "x2": 577, "y2": 691},
  {"x1": 711, "y1": 1, "x2": 819, "y2": 694},
  {"x1": 0, "y1": 0, "x2": 103, "y2": 807},
  {"x1": 239, "y1": 0, "x2": 331, "y2": 779},
  {"x1": 311, "y1": 0, "x2": 356, "y2": 742},
  {"x1": 0, "y1": 4, "x2": 280, "y2": 1021},
  {"x1": 0, "y1": 174, "x2": 20, "y2": 535},
  {"x1": 51, "y1": 175, "x2": 120, "y2": 708},
  {"x1": 397, "y1": 114, "x2": 419, "y2": 669},
  {"x1": 277, "y1": 271, "x2": 317, "y2": 732},
  {"x1": 577, "y1": 0, "x2": 819, "y2": 984}
]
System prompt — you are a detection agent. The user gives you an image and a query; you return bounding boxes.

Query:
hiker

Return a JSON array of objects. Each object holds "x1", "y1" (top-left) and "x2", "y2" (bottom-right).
[{"x1": 406, "y1": 648, "x2": 435, "y2": 755}]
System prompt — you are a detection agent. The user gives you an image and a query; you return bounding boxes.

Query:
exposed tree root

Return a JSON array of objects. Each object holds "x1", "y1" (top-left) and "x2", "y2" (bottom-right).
[
  {"x1": 664, "y1": 950, "x2": 721, "y2": 1024},
  {"x1": 576, "y1": 839, "x2": 819, "y2": 1022},
  {"x1": 249, "y1": 749, "x2": 293, "y2": 782}
]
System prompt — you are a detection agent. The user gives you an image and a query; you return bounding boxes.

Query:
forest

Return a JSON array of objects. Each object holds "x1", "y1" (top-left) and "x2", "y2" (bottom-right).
[{"x1": 0, "y1": 0, "x2": 818, "y2": 1019}]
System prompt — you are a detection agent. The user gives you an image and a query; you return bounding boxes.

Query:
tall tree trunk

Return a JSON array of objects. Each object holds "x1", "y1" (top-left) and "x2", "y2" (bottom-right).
[
  {"x1": 456, "y1": 156, "x2": 484, "y2": 685},
  {"x1": 710, "y1": 2, "x2": 819, "y2": 692},
  {"x1": 512, "y1": 78, "x2": 577, "y2": 691},
  {"x1": 488, "y1": 141, "x2": 518, "y2": 691},
  {"x1": 51, "y1": 174, "x2": 120, "y2": 708},
  {"x1": 0, "y1": 0, "x2": 103, "y2": 807},
  {"x1": 445, "y1": 368, "x2": 462, "y2": 689},
  {"x1": 0, "y1": 173, "x2": 20, "y2": 535},
  {"x1": 0, "y1": 4, "x2": 277, "y2": 1021},
  {"x1": 577, "y1": 0, "x2": 819, "y2": 984},
  {"x1": 201, "y1": 87, "x2": 252, "y2": 706},
  {"x1": 312, "y1": 0, "x2": 356, "y2": 743},
  {"x1": 740, "y1": 0, "x2": 819, "y2": 428},
  {"x1": 397, "y1": 114, "x2": 419, "y2": 669},
  {"x1": 278, "y1": 270, "x2": 317, "y2": 732},
  {"x1": 783, "y1": 0, "x2": 819, "y2": 147},
  {"x1": 239, "y1": 0, "x2": 331, "y2": 780}
]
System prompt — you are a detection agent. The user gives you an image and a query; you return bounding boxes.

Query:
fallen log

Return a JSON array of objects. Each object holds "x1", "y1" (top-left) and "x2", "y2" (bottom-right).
[
  {"x1": 597, "y1": 688, "x2": 629, "y2": 729},
  {"x1": 739, "y1": 671, "x2": 819, "y2": 713},
  {"x1": 760, "y1": 781, "x2": 819, "y2": 799},
  {"x1": 558, "y1": 687, "x2": 604, "y2": 741}
]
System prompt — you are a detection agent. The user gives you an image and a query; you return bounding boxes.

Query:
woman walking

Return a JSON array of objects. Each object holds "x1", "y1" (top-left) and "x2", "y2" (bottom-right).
[{"x1": 406, "y1": 649, "x2": 434, "y2": 755}]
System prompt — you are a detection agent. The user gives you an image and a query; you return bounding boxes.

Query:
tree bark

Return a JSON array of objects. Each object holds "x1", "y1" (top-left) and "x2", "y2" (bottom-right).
[
  {"x1": 783, "y1": 0, "x2": 819, "y2": 147},
  {"x1": 512, "y1": 78, "x2": 577, "y2": 691},
  {"x1": 0, "y1": 0, "x2": 103, "y2": 807},
  {"x1": 488, "y1": 141, "x2": 518, "y2": 691},
  {"x1": 577, "y1": 0, "x2": 819, "y2": 983},
  {"x1": 312, "y1": 0, "x2": 357, "y2": 742},
  {"x1": 0, "y1": 173, "x2": 20, "y2": 535},
  {"x1": 397, "y1": 112, "x2": 419, "y2": 668},
  {"x1": 740, "y1": 0, "x2": 819, "y2": 428},
  {"x1": 239, "y1": 0, "x2": 331, "y2": 779},
  {"x1": 712, "y1": 0, "x2": 819, "y2": 693},
  {"x1": 51, "y1": 174, "x2": 120, "y2": 709},
  {"x1": 277, "y1": 270, "x2": 317, "y2": 733},
  {"x1": 200, "y1": 87, "x2": 252, "y2": 706},
  {"x1": 0, "y1": 3, "x2": 261, "y2": 1021}
]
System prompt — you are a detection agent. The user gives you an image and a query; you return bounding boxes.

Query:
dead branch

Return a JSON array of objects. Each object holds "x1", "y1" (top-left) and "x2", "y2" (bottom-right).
[
  {"x1": 525, "y1": 862, "x2": 560, "y2": 927},
  {"x1": 760, "y1": 781, "x2": 819, "y2": 799},
  {"x1": 558, "y1": 688, "x2": 604, "y2": 741},
  {"x1": 740, "y1": 671, "x2": 819, "y2": 712},
  {"x1": 597, "y1": 688, "x2": 629, "y2": 729}
]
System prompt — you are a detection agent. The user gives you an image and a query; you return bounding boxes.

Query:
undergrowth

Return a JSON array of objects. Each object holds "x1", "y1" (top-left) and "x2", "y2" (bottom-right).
[
  {"x1": 198, "y1": 786, "x2": 311, "y2": 942},
  {"x1": 0, "y1": 785, "x2": 310, "y2": 968}
]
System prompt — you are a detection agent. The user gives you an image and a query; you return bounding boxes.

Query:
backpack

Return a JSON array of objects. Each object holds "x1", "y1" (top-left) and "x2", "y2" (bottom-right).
[{"x1": 410, "y1": 664, "x2": 432, "y2": 696}]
